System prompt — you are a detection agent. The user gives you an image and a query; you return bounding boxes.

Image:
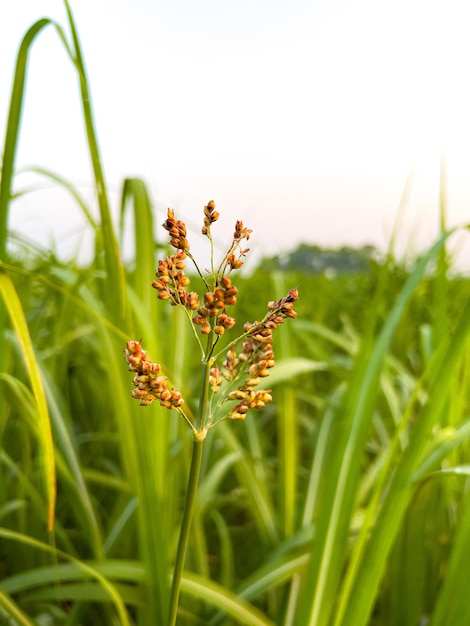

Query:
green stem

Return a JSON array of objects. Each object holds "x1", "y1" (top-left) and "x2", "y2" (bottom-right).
[
  {"x1": 167, "y1": 356, "x2": 212, "y2": 626},
  {"x1": 167, "y1": 437, "x2": 204, "y2": 626}
]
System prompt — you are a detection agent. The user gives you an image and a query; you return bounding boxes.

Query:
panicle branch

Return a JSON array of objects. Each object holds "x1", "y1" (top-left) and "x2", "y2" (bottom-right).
[
  {"x1": 125, "y1": 340, "x2": 185, "y2": 411},
  {"x1": 124, "y1": 200, "x2": 298, "y2": 432}
]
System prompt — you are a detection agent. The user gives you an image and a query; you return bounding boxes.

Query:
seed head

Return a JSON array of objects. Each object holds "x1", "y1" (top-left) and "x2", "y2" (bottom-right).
[
  {"x1": 163, "y1": 209, "x2": 190, "y2": 251},
  {"x1": 202, "y1": 200, "x2": 219, "y2": 236},
  {"x1": 125, "y1": 340, "x2": 185, "y2": 409}
]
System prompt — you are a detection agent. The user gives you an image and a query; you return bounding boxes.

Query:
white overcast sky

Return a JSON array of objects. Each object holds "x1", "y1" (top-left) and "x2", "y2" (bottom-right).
[{"x1": 1, "y1": 0, "x2": 470, "y2": 265}]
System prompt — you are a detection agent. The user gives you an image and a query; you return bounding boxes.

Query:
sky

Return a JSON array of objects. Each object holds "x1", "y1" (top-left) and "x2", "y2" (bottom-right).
[{"x1": 1, "y1": 0, "x2": 470, "y2": 267}]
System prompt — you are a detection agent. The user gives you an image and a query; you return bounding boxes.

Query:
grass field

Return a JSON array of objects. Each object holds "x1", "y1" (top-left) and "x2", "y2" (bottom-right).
[{"x1": 2, "y1": 3, "x2": 470, "y2": 625}]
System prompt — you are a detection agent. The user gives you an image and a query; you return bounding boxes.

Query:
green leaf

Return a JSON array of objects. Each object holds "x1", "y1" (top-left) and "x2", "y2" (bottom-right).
[{"x1": 0, "y1": 271, "x2": 56, "y2": 530}]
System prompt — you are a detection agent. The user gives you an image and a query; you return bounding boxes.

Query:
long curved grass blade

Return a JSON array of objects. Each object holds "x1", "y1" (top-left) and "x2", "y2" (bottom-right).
[
  {"x1": 180, "y1": 572, "x2": 275, "y2": 626},
  {"x1": 0, "y1": 560, "x2": 145, "y2": 595},
  {"x1": 430, "y1": 486, "x2": 470, "y2": 626},
  {"x1": 39, "y1": 368, "x2": 104, "y2": 557},
  {"x1": 0, "y1": 528, "x2": 132, "y2": 626},
  {"x1": 0, "y1": 18, "x2": 56, "y2": 422},
  {"x1": 337, "y1": 264, "x2": 470, "y2": 626},
  {"x1": 61, "y1": 0, "x2": 127, "y2": 319},
  {"x1": 256, "y1": 357, "x2": 326, "y2": 388},
  {"x1": 20, "y1": 165, "x2": 98, "y2": 228},
  {"x1": 413, "y1": 418, "x2": 470, "y2": 481},
  {"x1": 0, "y1": 18, "x2": 54, "y2": 260},
  {"x1": 0, "y1": 271, "x2": 56, "y2": 530},
  {"x1": 272, "y1": 272, "x2": 299, "y2": 539},
  {"x1": 0, "y1": 261, "x2": 127, "y2": 341},
  {"x1": 0, "y1": 590, "x2": 38, "y2": 626},
  {"x1": 295, "y1": 233, "x2": 451, "y2": 626},
  {"x1": 14, "y1": 582, "x2": 145, "y2": 607},
  {"x1": 332, "y1": 343, "x2": 441, "y2": 626},
  {"x1": 120, "y1": 178, "x2": 156, "y2": 308},
  {"x1": 103, "y1": 498, "x2": 139, "y2": 555},
  {"x1": 218, "y1": 421, "x2": 279, "y2": 546},
  {"x1": 0, "y1": 556, "x2": 273, "y2": 625}
]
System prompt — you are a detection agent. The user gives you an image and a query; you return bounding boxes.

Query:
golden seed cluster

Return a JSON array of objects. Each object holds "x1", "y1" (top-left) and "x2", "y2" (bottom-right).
[
  {"x1": 125, "y1": 340, "x2": 184, "y2": 409},
  {"x1": 151, "y1": 249, "x2": 200, "y2": 310},
  {"x1": 154, "y1": 203, "x2": 249, "y2": 333},
  {"x1": 208, "y1": 287, "x2": 299, "y2": 420},
  {"x1": 126, "y1": 200, "x2": 298, "y2": 427},
  {"x1": 202, "y1": 200, "x2": 219, "y2": 236},
  {"x1": 162, "y1": 208, "x2": 190, "y2": 251},
  {"x1": 193, "y1": 275, "x2": 238, "y2": 335}
]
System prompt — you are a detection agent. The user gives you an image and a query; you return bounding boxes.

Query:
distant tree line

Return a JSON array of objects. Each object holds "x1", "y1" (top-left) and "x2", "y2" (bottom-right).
[{"x1": 261, "y1": 243, "x2": 380, "y2": 274}]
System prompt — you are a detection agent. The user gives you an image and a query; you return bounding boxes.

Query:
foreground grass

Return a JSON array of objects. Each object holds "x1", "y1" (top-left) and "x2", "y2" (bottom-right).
[{"x1": 2, "y1": 2, "x2": 470, "y2": 625}]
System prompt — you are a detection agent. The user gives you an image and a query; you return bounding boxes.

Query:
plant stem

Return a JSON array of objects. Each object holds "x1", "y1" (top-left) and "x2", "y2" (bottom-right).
[
  {"x1": 167, "y1": 356, "x2": 212, "y2": 626},
  {"x1": 167, "y1": 437, "x2": 204, "y2": 626}
]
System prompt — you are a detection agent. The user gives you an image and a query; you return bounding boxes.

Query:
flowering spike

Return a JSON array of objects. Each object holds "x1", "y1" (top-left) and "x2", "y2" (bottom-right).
[
  {"x1": 202, "y1": 200, "x2": 219, "y2": 236},
  {"x1": 126, "y1": 200, "x2": 298, "y2": 427},
  {"x1": 124, "y1": 340, "x2": 185, "y2": 410}
]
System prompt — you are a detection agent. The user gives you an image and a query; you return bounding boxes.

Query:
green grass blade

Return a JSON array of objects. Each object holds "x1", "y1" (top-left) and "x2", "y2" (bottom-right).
[
  {"x1": 0, "y1": 18, "x2": 56, "y2": 424},
  {"x1": 40, "y1": 368, "x2": 104, "y2": 557},
  {"x1": 61, "y1": 0, "x2": 127, "y2": 319},
  {"x1": 0, "y1": 529, "x2": 132, "y2": 625},
  {"x1": 0, "y1": 560, "x2": 145, "y2": 595},
  {"x1": 272, "y1": 272, "x2": 299, "y2": 539},
  {"x1": 337, "y1": 274, "x2": 470, "y2": 626},
  {"x1": 430, "y1": 484, "x2": 470, "y2": 626},
  {"x1": 79, "y1": 286, "x2": 171, "y2": 624},
  {"x1": 181, "y1": 572, "x2": 275, "y2": 626},
  {"x1": 295, "y1": 234, "x2": 451, "y2": 626},
  {"x1": 0, "y1": 271, "x2": 56, "y2": 531},
  {"x1": 0, "y1": 18, "x2": 54, "y2": 261},
  {"x1": 20, "y1": 165, "x2": 98, "y2": 229},
  {"x1": 0, "y1": 590, "x2": 39, "y2": 626},
  {"x1": 413, "y1": 418, "x2": 470, "y2": 481},
  {"x1": 218, "y1": 421, "x2": 279, "y2": 546},
  {"x1": 120, "y1": 178, "x2": 156, "y2": 309}
]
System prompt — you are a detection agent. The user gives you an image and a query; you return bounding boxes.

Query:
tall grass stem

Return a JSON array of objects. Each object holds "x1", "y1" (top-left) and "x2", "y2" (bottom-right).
[
  {"x1": 167, "y1": 438, "x2": 204, "y2": 626},
  {"x1": 167, "y1": 355, "x2": 213, "y2": 624}
]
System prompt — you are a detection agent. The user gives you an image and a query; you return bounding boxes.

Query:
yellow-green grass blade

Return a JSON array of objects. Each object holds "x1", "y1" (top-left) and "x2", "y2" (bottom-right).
[
  {"x1": 217, "y1": 421, "x2": 279, "y2": 547},
  {"x1": 0, "y1": 271, "x2": 56, "y2": 531},
  {"x1": 413, "y1": 418, "x2": 470, "y2": 481},
  {"x1": 0, "y1": 560, "x2": 145, "y2": 595},
  {"x1": 0, "y1": 374, "x2": 94, "y2": 553},
  {"x1": 0, "y1": 528, "x2": 132, "y2": 625},
  {"x1": 333, "y1": 350, "x2": 434, "y2": 626},
  {"x1": 295, "y1": 233, "x2": 451, "y2": 626},
  {"x1": 197, "y1": 452, "x2": 240, "y2": 513},
  {"x1": 434, "y1": 156, "x2": 450, "y2": 350},
  {"x1": 39, "y1": 368, "x2": 104, "y2": 557},
  {"x1": 10, "y1": 582, "x2": 145, "y2": 608},
  {"x1": 19, "y1": 165, "x2": 98, "y2": 229},
  {"x1": 0, "y1": 589, "x2": 38, "y2": 626},
  {"x1": 103, "y1": 497, "x2": 139, "y2": 556},
  {"x1": 180, "y1": 572, "x2": 275, "y2": 626},
  {"x1": 80, "y1": 281, "x2": 173, "y2": 624},
  {"x1": 426, "y1": 471, "x2": 470, "y2": 626},
  {"x1": 256, "y1": 357, "x2": 327, "y2": 387},
  {"x1": 120, "y1": 178, "x2": 157, "y2": 310},
  {"x1": 0, "y1": 17, "x2": 56, "y2": 426},
  {"x1": 0, "y1": 556, "x2": 274, "y2": 626},
  {"x1": 337, "y1": 267, "x2": 470, "y2": 626},
  {"x1": 0, "y1": 260, "x2": 127, "y2": 341},
  {"x1": 61, "y1": 0, "x2": 127, "y2": 319},
  {"x1": 0, "y1": 443, "x2": 74, "y2": 556},
  {"x1": 208, "y1": 509, "x2": 235, "y2": 591},
  {"x1": 0, "y1": 17, "x2": 55, "y2": 260},
  {"x1": 270, "y1": 272, "x2": 299, "y2": 539}
]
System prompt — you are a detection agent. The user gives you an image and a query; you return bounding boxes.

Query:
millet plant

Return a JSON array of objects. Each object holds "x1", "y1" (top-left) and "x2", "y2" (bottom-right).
[{"x1": 124, "y1": 201, "x2": 298, "y2": 626}]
